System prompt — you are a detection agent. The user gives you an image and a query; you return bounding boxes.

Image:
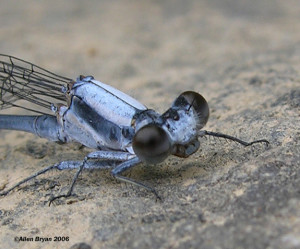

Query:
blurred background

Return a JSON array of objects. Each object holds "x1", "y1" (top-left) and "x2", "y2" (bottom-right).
[{"x1": 1, "y1": 0, "x2": 299, "y2": 110}]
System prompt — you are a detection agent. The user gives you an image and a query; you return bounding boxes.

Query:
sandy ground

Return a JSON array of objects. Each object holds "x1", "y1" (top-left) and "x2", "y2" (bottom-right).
[{"x1": 0, "y1": 0, "x2": 299, "y2": 248}]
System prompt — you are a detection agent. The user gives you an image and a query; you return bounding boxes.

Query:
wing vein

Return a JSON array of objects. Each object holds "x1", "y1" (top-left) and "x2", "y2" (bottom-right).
[{"x1": 0, "y1": 54, "x2": 72, "y2": 114}]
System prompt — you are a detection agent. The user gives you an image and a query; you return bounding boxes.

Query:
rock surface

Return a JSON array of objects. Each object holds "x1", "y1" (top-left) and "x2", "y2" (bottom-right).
[{"x1": 0, "y1": 0, "x2": 299, "y2": 248}]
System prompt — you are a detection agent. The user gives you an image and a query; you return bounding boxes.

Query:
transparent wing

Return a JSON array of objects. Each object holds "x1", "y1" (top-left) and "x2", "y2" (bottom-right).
[{"x1": 0, "y1": 54, "x2": 73, "y2": 115}]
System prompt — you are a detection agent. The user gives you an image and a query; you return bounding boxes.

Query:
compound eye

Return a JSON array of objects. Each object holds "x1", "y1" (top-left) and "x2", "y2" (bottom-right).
[
  {"x1": 173, "y1": 91, "x2": 209, "y2": 129},
  {"x1": 133, "y1": 124, "x2": 171, "y2": 164}
]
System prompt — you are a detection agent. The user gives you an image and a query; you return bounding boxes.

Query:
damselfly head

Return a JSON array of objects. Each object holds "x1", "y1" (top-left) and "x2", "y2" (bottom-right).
[
  {"x1": 132, "y1": 124, "x2": 172, "y2": 164},
  {"x1": 161, "y1": 91, "x2": 209, "y2": 144},
  {"x1": 157, "y1": 91, "x2": 210, "y2": 158},
  {"x1": 132, "y1": 92, "x2": 210, "y2": 163},
  {"x1": 172, "y1": 91, "x2": 209, "y2": 130}
]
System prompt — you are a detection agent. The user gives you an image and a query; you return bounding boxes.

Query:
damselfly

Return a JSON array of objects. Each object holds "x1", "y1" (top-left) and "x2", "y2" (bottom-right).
[{"x1": 0, "y1": 54, "x2": 269, "y2": 204}]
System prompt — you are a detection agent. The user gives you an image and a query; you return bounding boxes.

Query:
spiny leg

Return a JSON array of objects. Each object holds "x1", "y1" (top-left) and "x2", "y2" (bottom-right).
[
  {"x1": 49, "y1": 151, "x2": 134, "y2": 205},
  {"x1": 0, "y1": 160, "x2": 116, "y2": 198},
  {"x1": 48, "y1": 159, "x2": 87, "y2": 205},
  {"x1": 199, "y1": 130, "x2": 269, "y2": 146},
  {"x1": 111, "y1": 157, "x2": 161, "y2": 200},
  {"x1": 0, "y1": 150, "x2": 135, "y2": 204},
  {"x1": 0, "y1": 164, "x2": 59, "y2": 197}
]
